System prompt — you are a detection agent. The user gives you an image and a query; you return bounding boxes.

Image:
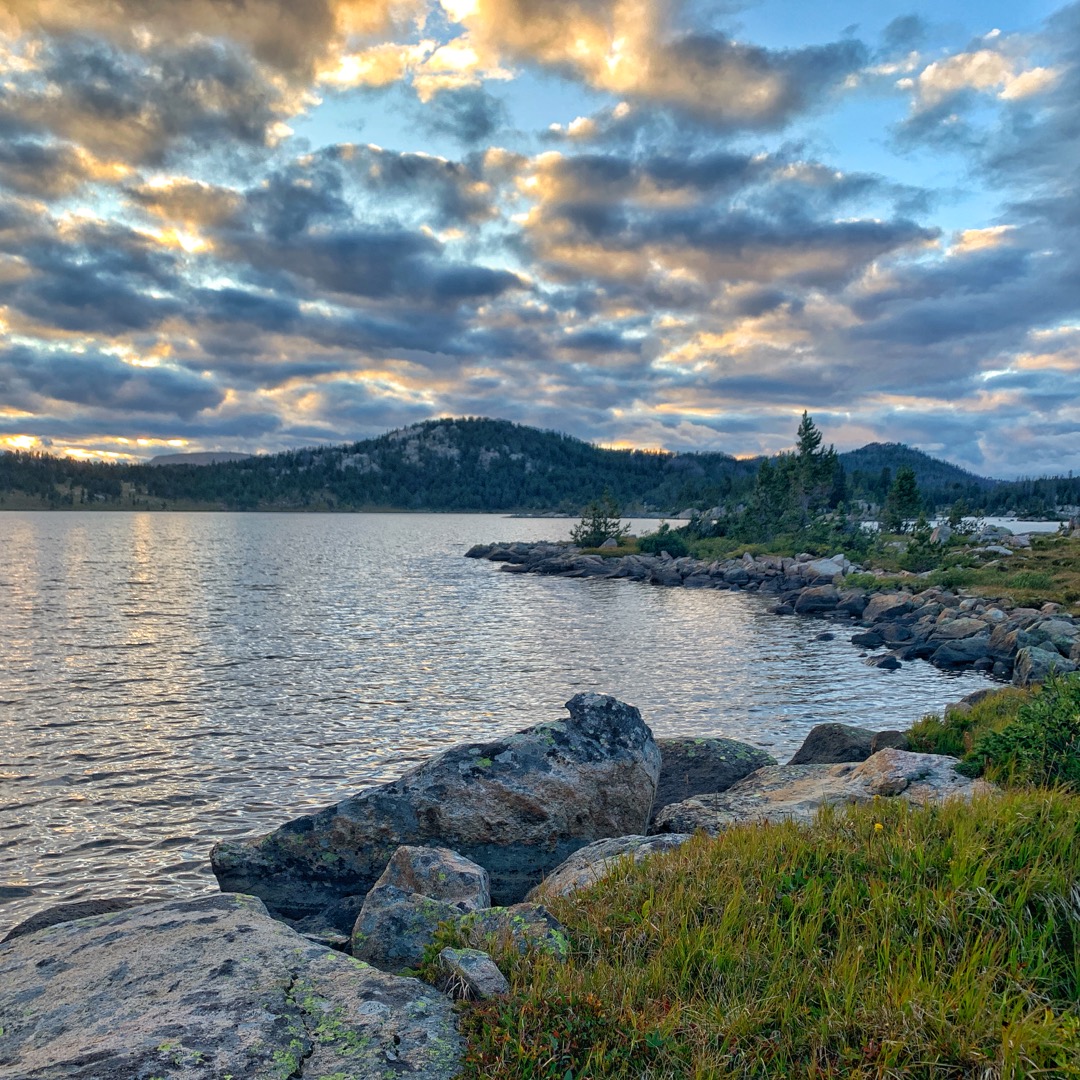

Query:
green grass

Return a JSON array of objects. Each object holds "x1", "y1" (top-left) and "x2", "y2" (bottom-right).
[
  {"x1": 455, "y1": 794, "x2": 1080, "y2": 1079},
  {"x1": 907, "y1": 686, "x2": 1033, "y2": 759}
]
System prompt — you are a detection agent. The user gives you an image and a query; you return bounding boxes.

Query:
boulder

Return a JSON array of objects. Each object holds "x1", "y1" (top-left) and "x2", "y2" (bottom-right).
[
  {"x1": 867, "y1": 654, "x2": 902, "y2": 670},
  {"x1": 653, "y1": 749, "x2": 991, "y2": 834},
  {"x1": 1013, "y1": 646, "x2": 1077, "y2": 687},
  {"x1": 930, "y1": 617, "x2": 989, "y2": 641},
  {"x1": 351, "y1": 846, "x2": 490, "y2": 970},
  {"x1": 448, "y1": 903, "x2": 569, "y2": 959},
  {"x1": 211, "y1": 694, "x2": 661, "y2": 923},
  {"x1": 851, "y1": 630, "x2": 884, "y2": 648},
  {"x1": 870, "y1": 730, "x2": 910, "y2": 754},
  {"x1": 788, "y1": 722, "x2": 876, "y2": 765},
  {"x1": 804, "y1": 558, "x2": 844, "y2": 581},
  {"x1": 652, "y1": 737, "x2": 777, "y2": 819},
  {"x1": 351, "y1": 888, "x2": 461, "y2": 971},
  {"x1": 929, "y1": 634, "x2": 992, "y2": 669},
  {"x1": 793, "y1": 585, "x2": 839, "y2": 614},
  {"x1": 527, "y1": 834, "x2": 692, "y2": 900},
  {"x1": 862, "y1": 594, "x2": 914, "y2": 623},
  {"x1": 0, "y1": 893, "x2": 460, "y2": 1079},
  {"x1": 435, "y1": 948, "x2": 509, "y2": 1001}
]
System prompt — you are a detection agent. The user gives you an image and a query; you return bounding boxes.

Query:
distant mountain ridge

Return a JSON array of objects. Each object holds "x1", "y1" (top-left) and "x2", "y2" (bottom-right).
[
  {"x1": 1, "y1": 417, "x2": 1075, "y2": 516},
  {"x1": 149, "y1": 452, "x2": 253, "y2": 466}
]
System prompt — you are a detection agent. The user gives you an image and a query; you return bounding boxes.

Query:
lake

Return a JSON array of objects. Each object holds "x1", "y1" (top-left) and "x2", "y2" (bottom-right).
[{"x1": 0, "y1": 511, "x2": 997, "y2": 935}]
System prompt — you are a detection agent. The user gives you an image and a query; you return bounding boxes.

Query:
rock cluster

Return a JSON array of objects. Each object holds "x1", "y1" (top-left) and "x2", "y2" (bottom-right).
[
  {"x1": 0, "y1": 698, "x2": 1001, "y2": 1078},
  {"x1": 467, "y1": 541, "x2": 1080, "y2": 684}
]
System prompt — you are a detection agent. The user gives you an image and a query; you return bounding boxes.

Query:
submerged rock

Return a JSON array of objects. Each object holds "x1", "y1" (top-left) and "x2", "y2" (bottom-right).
[
  {"x1": 0, "y1": 893, "x2": 461, "y2": 1079},
  {"x1": 211, "y1": 693, "x2": 661, "y2": 923},
  {"x1": 653, "y1": 748, "x2": 991, "y2": 835}
]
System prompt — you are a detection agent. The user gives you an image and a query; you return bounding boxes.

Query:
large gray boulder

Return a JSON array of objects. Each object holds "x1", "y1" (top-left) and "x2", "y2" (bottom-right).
[
  {"x1": 787, "y1": 722, "x2": 877, "y2": 765},
  {"x1": 211, "y1": 693, "x2": 661, "y2": 923},
  {"x1": 1013, "y1": 646, "x2": 1077, "y2": 686},
  {"x1": 527, "y1": 834, "x2": 692, "y2": 900},
  {"x1": 653, "y1": 737, "x2": 777, "y2": 819},
  {"x1": 0, "y1": 893, "x2": 461, "y2": 1079},
  {"x1": 653, "y1": 749, "x2": 992, "y2": 835}
]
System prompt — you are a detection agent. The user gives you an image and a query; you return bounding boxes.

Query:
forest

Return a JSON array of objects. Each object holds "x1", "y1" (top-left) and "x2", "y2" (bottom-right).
[{"x1": 0, "y1": 416, "x2": 1077, "y2": 518}]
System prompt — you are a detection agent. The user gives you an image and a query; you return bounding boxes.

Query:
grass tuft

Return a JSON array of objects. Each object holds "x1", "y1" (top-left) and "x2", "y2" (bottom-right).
[{"x1": 457, "y1": 794, "x2": 1080, "y2": 1079}]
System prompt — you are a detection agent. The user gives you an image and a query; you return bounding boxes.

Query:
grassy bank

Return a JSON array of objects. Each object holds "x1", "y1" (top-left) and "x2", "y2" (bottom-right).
[
  {"x1": 585, "y1": 529, "x2": 1080, "y2": 614},
  {"x1": 448, "y1": 792, "x2": 1080, "y2": 1078}
]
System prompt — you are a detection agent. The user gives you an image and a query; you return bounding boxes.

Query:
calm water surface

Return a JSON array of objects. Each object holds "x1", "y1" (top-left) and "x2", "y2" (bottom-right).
[{"x1": 0, "y1": 512, "x2": 993, "y2": 934}]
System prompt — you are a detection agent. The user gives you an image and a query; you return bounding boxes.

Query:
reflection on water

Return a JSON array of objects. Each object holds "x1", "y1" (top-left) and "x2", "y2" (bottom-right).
[{"x1": 0, "y1": 512, "x2": 993, "y2": 934}]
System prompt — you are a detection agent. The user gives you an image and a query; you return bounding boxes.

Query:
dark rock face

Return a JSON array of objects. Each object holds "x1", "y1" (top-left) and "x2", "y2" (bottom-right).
[
  {"x1": 652, "y1": 737, "x2": 776, "y2": 821},
  {"x1": 787, "y1": 722, "x2": 877, "y2": 765},
  {"x1": 870, "y1": 730, "x2": 910, "y2": 753},
  {"x1": 794, "y1": 585, "x2": 839, "y2": 614},
  {"x1": 211, "y1": 694, "x2": 661, "y2": 923},
  {"x1": 0, "y1": 894, "x2": 461, "y2": 1079}
]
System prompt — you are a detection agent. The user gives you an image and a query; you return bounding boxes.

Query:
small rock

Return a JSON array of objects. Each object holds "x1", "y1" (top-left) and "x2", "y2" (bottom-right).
[
  {"x1": 869, "y1": 730, "x2": 910, "y2": 753},
  {"x1": 436, "y1": 947, "x2": 509, "y2": 1000},
  {"x1": 867, "y1": 654, "x2": 902, "y2": 670}
]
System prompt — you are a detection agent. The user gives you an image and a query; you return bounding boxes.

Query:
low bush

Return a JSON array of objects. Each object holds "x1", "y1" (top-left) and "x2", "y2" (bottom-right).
[
  {"x1": 958, "y1": 674, "x2": 1080, "y2": 787},
  {"x1": 456, "y1": 793, "x2": 1080, "y2": 1079},
  {"x1": 637, "y1": 523, "x2": 690, "y2": 558},
  {"x1": 907, "y1": 686, "x2": 1030, "y2": 758}
]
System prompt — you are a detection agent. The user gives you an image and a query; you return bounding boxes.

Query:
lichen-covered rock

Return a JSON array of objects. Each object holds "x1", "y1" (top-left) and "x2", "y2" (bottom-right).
[
  {"x1": 653, "y1": 737, "x2": 776, "y2": 819},
  {"x1": 435, "y1": 948, "x2": 509, "y2": 1000},
  {"x1": 351, "y1": 846, "x2": 490, "y2": 970},
  {"x1": 654, "y1": 749, "x2": 991, "y2": 835},
  {"x1": 375, "y1": 845, "x2": 491, "y2": 911},
  {"x1": 793, "y1": 585, "x2": 839, "y2": 613},
  {"x1": 211, "y1": 693, "x2": 660, "y2": 923},
  {"x1": 450, "y1": 903, "x2": 570, "y2": 960},
  {"x1": 787, "y1": 722, "x2": 877, "y2": 765},
  {"x1": 0, "y1": 893, "x2": 461, "y2": 1079},
  {"x1": 352, "y1": 887, "x2": 461, "y2": 971},
  {"x1": 527, "y1": 834, "x2": 692, "y2": 900}
]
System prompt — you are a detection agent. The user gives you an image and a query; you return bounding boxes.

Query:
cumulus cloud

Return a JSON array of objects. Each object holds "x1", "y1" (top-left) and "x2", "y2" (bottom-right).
[{"x1": 444, "y1": 0, "x2": 868, "y2": 129}]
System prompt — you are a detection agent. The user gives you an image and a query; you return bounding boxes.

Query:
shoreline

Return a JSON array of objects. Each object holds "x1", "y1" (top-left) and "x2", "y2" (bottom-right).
[{"x1": 466, "y1": 540, "x2": 1080, "y2": 686}]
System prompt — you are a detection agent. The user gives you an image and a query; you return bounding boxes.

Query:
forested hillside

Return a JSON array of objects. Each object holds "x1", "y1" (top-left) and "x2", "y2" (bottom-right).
[{"x1": 0, "y1": 417, "x2": 1075, "y2": 517}]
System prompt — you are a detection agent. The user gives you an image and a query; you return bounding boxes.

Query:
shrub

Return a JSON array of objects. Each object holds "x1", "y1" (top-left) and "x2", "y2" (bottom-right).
[
  {"x1": 958, "y1": 674, "x2": 1080, "y2": 786},
  {"x1": 637, "y1": 522, "x2": 690, "y2": 557},
  {"x1": 907, "y1": 686, "x2": 1030, "y2": 757},
  {"x1": 570, "y1": 493, "x2": 628, "y2": 548}
]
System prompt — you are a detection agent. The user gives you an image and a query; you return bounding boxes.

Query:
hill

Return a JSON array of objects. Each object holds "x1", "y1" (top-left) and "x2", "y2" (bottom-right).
[{"x1": 0, "y1": 418, "x2": 1073, "y2": 516}]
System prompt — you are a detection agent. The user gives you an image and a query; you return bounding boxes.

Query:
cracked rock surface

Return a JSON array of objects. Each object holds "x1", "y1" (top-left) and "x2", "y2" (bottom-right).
[{"x1": 0, "y1": 893, "x2": 461, "y2": 1079}]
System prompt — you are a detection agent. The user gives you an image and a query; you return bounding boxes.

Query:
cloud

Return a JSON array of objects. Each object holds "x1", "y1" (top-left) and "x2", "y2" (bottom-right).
[
  {"x1": 0, "y1": 343, "x2": 223, "y2": 417},
  {"x1": 447, "y1": 0, "x2": 868, "y2": 129}
]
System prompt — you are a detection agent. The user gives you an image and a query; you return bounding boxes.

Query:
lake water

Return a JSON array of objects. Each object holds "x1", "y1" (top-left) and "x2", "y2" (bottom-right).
[{"x1": 0, "y1": 512, "x2": 995, "y2": 936}]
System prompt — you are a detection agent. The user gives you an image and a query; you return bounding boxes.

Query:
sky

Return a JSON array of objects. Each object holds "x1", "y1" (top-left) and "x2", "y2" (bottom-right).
[{"x1": 0, "y1": 0, "x2": 1077, "y2": 477}]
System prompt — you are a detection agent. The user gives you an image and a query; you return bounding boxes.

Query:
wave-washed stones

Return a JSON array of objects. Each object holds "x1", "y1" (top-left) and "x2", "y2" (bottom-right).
[{"x1": 467, "y1": 542, "x2": 1080, "y2": 686}]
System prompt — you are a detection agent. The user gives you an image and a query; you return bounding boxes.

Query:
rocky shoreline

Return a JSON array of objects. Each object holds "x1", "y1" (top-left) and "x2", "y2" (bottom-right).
[
  {"x1": 466, "y1": 541, "x2": 1080, "y2": 685},
  {"x1": 0, "y1": 694, "x2": 995, "y2": 1079}
]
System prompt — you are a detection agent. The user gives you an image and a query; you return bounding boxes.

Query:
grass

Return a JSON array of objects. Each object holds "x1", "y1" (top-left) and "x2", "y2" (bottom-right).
[
  {"x1": 453, "y1": 793, "x2": 1080, "y2": 1079},
  {"x1": 908, "y1": 686, "x2": 1033, "y2": 759}
]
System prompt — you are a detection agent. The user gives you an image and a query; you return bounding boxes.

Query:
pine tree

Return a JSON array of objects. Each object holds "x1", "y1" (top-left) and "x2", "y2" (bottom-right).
[{"x1": 882, "y1": 466, "x2": 922, "y2": 533}]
